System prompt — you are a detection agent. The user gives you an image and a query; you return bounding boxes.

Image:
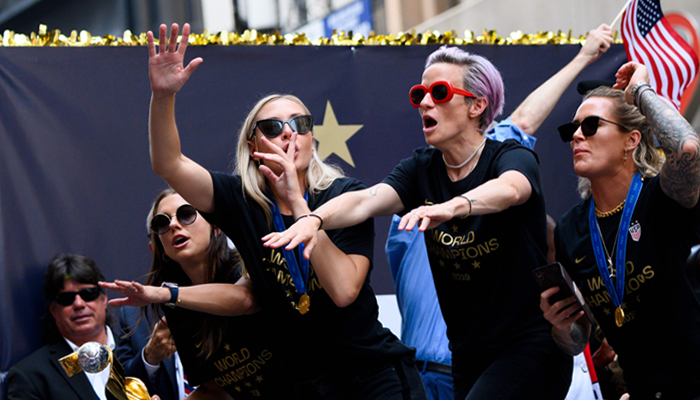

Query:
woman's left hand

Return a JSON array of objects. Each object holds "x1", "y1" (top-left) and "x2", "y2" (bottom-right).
[
  {"x1": 99, "y1": 280, "x2": 169, "y2": 307},
  {"x1": 254, "y1": 132, "x2": 306, "y2": 210},
  {"x1": 613, "y1": 61, "x2": 650, "y2": 105}
]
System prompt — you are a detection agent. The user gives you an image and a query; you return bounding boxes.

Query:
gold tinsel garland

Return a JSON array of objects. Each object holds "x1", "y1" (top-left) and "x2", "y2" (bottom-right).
[{"x1": 1, "y1": 24, "x2": 620, "y2": 47}]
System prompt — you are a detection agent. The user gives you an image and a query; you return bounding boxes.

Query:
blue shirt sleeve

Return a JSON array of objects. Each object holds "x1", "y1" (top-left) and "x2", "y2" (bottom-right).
[{"x1": 486, "y1": 116, "x2": 537, "y2": 150}]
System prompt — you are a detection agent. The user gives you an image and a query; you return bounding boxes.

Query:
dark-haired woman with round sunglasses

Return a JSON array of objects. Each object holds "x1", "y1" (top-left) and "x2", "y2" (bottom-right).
[
  {"x1": 104, "y1": 188, "x2": 291, "y2": 399},
  {"x1": 541, "y1": 62, "x2": 700, "y2": 399},
  {"x1": 267, "y1": 45, "x2": 573, "y2": 399},
  {"x1": 105, "y1": 22, "x2": 426, "y2": 400}
]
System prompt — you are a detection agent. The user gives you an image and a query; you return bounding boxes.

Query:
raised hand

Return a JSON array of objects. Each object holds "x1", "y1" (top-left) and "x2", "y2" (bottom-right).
[
  {"x1": 613, "y1": 61, "x2": 650, "y2": 105},
  {"x1": 579, "y1": 24, "x2": 613, "y2": 64},
  {"x1": 147, "y1": 23, "x2": 203, "y2": 96},
  {"x1": 255, "y1": 132, "x2": 306, "y2": 210},
  {"x1": 99, "y1": 280, "x2": 169, "y2": 307}
]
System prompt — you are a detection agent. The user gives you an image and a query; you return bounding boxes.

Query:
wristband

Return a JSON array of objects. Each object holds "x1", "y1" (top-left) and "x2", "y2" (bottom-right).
[
  {"x1": 296, "y1": 212, "x2": 324, "y2": 230},
  {"x1": 161, "y1": 282, "x2": 180, "y2": 308}
]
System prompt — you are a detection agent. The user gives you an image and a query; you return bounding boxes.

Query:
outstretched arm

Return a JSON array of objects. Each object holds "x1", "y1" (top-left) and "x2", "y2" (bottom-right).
[
  {"x1": 147, "y1": 23, "x2": 214, "y2": 212},
  {"x1": 510, "y1": 24, "x2": 614, "y2": 135},
  {"x1": 262, "y1": 183, "x2": 404, "y2": 258},
  {"x1": 400, "y1": 170, "x2": 532, "y2": 232},
  {"x1": 101, "y1": 277, "x2": 259, "y2": 316},
  {"x1": 615, "y1": 62, "x2": 700, "y2": 208}
]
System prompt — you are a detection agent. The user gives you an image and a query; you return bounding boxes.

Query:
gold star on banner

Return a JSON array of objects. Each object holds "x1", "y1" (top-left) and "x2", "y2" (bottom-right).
[
  {"x1": 314, "y1": 101, "x2": 362, "y2": 167},
  {"x1": 224, "y1": 343, "x2": 231, "y2": 352},
  {"x1": 451, "y1": 225, "x2": 459, "y2": 233},
  {"x1": 472, "y1": 261, "x2": 481, "y2": 269}
]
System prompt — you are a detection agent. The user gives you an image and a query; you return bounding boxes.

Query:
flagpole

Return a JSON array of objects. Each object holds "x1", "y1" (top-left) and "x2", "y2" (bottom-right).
[{"x1": 611, "y1": 0, "x2": 631, "y2": 28}]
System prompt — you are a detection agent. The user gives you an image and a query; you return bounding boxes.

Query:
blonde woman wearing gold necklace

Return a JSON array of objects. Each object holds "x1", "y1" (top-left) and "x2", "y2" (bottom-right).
[{"x1": 541, "y1": 62, "x2": 700, "y2": 399}]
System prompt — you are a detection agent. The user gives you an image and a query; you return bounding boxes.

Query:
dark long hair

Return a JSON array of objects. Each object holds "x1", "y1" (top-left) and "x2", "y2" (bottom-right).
[{"x1": 143, "y1": 188, "x2": 241, "y2": 358}]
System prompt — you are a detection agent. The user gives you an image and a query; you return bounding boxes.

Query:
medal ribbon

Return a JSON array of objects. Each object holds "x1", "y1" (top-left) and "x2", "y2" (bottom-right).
[
  {"x1": 269, "y1": 191, "x2": 309, "y2": 297},
  {"x1": 588, "y1": 172, "x2": 643, "y2": 311}
]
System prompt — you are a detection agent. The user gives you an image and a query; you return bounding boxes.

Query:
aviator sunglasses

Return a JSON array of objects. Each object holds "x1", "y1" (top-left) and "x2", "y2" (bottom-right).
[
  {"x1": 558, "y1": 116, "x2": 630, "y2": 143},
  {"x1": 53, "y1": 286, "x2": 102, "y2": 306},
  {"x1": 150, "y1": 204, "x2": 198, "y2": 235},
  {"x1": 253, "y1": 115, "x2": 314, "y2": 138},
  {"x1": 409, "y1": 80, "x2": 476, "y2": 108}
]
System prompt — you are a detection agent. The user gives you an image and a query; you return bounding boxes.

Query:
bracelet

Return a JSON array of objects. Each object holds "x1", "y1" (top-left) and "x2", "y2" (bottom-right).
[
  {"x1": 635, "y1": 86, "x2": 656, "y2": 109},
  {"x1": 630, "y1": 81, "x2": 655, "y2": 108},
  {"x1": 296, "y1": 212, "x2": 324, "y2": 230},
  {"x1": 456, "y1": 194, "x2": 472, "y2": 218}
]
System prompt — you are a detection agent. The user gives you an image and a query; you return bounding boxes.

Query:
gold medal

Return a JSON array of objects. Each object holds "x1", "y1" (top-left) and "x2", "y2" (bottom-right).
[
  {"x1": 615, "y1": 306, "x2": 625, "y2": 327},
  {"x1": 298, "y1": 294, "x2": 310, "y2": 314}
]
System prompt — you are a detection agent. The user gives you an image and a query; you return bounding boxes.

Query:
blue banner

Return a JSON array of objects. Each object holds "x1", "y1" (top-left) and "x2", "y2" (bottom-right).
[{"x1": 0, "y1": 44, "x2": 627, "y2": 383}]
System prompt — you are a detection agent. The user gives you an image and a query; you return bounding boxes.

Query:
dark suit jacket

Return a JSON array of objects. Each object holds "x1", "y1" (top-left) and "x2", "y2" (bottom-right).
[
  {"x1": 7, "y1": 340, "x2": 119, "y2": 400},
  {"x1": 115, "y1": 306, "x2": 178, "y2": 400}
]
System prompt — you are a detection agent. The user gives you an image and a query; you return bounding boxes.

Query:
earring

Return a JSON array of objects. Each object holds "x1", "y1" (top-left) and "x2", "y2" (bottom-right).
[{"x1": 624, "y1": 150, "x2": 628, "y2": 163}]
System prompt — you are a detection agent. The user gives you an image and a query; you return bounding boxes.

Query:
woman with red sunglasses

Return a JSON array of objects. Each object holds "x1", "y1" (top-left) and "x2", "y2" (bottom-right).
[
  {"x1": 541, "y1": 62, "x2": 700, "y2": 399},
  {"x1": 105, "y1": 22, "x2": 427, "y2": 400},
  {"x1": 268, "y1": 45, "x2": 572, "y2": 399}
]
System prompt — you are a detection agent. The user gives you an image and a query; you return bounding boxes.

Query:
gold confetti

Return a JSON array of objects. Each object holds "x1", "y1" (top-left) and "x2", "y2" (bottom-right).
[{"x1": 0, "y1": 25, "x2": 623, "y2": 47}]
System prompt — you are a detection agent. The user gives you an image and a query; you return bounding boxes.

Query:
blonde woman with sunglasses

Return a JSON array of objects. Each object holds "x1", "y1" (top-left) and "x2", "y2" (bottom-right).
[
  {"x1": 105, "y1": 23, "x2": 427, "y2": 400},
  {"x1": 541, "y1": 62, "x2": 700, "y2": 399}
]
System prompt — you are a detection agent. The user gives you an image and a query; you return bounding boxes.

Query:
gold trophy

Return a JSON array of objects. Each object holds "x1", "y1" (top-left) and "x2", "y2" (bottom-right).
[{"x1": 59, "y1": 342, "x2": 150, "y2": 400}]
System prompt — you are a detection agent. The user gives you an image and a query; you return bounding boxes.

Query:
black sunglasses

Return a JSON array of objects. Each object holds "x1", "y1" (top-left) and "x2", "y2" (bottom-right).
[
  {"x1": 53, "y1": 286, "x2": 102, "y2": 306},
  {"x1": 558, "y1": 116, "x2": 630, "y2": 142},
  {"x1": 150, "y1": 204, "x2": 198, "y2": 235},
  {"x1": 252, "y1": 115, "x2": 314, "y2": 138}
]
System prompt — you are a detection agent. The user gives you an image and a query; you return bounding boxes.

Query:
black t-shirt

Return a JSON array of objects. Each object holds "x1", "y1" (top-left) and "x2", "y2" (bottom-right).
[
  {"x1": 204, "y1": 172, "x2": 412, "y2": 381},
  {"x1": 161, "y1": 262, "x2": 291, "y2": 399},
  {"x1": 556, "y1": 175, "x2": 700, "y2": 395},
  {"x1": 382, "y1": 139, "x2": 553, "y2": 358}
]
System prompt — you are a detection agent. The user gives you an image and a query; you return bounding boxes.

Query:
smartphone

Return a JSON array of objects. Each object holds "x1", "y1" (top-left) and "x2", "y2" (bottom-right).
[{"x1": 532, "y1": 262, "x2": 594, "y2": 323}]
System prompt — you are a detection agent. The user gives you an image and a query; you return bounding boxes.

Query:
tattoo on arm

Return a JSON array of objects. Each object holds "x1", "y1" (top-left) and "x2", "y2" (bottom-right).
[
  {"x1": 552, "y1": 322, "x2": 588, "y2": 356},
  {"x1": 369, "y1": 186, "x2": 378, "y2": 196},
  {"x1": 639, "y1": 90, "x2": 700, "y2": 208}
]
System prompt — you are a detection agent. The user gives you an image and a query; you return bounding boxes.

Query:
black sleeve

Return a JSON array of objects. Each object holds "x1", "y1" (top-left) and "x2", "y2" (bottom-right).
[{"x1": 494, "y1": 141, "x2": 543, "y2": 198}]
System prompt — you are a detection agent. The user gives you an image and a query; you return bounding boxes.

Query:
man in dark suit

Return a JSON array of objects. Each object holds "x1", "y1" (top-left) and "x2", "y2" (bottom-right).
[
  {"x1": 115, "y1": 306, "x2": 180, "y2": 400},
  {"x1": 7, "y1": 253, "x2": 125, "y2": 400}
]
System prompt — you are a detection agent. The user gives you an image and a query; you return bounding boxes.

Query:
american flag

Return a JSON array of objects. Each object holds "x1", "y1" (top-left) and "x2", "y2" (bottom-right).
[{"x1": 621, "y1": 0, "x2": 699, "y2": 110}]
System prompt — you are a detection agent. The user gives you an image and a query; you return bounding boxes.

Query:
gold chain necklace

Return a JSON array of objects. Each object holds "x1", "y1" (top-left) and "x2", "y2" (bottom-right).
[{"x1": 595, "y1": 200, "x2": 626, "y2": 218}]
